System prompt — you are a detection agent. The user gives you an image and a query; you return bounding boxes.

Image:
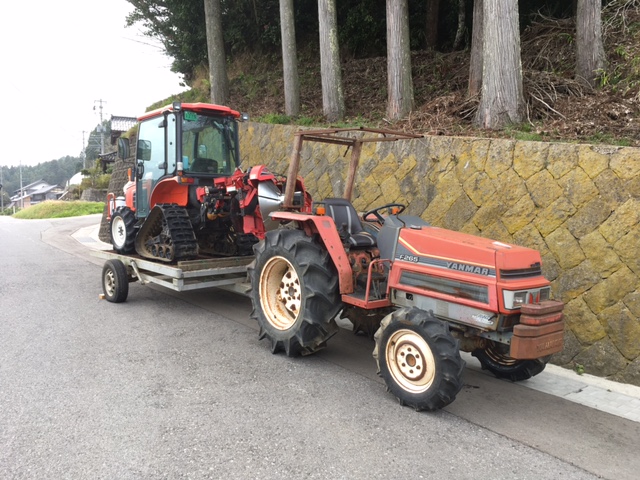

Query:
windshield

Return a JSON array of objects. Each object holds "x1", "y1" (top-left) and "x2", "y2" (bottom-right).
[{"x1": 181, "y1": 112, "x2": 239, "y2": 175}]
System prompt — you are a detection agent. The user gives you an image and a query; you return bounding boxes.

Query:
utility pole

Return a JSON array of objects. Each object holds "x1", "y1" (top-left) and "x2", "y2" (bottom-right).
[
  {"x1": 82, "y1": 131, "x2": 87, "y2": 169},
  {"x1": 94, "y1": 99, "x2": 106, "y2": 155},
  {"x1": 19, "y1": 159, "x2": 24, "y2": 209}
]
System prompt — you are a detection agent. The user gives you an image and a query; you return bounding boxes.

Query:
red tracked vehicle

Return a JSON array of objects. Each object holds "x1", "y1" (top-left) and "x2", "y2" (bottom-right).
[
  {"x1": 249, "y1": 128, "x2": 564, "y2": 411},
  {"x1": 106, "y1": 102, "x2": 310, "y2": 263}
]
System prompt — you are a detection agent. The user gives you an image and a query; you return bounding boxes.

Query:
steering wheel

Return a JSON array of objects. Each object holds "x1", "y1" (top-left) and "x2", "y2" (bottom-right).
[{"x1": 362, "y1": 203, "x2": 406, "y2": 223}]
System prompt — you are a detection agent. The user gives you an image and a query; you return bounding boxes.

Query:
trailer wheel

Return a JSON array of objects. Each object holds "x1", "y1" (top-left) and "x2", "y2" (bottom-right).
[
  {"x1": 111, "y1": 207, "x2": 136, "y2": 254},
  {"x1": 102, "y1": 259, "x2": 129, "y2": 303},
  {"x1": 374, "y1": 308, "x2": 464, "y2": 411},
  {"x1": 472, "y1": 341, "x2": 549, "y2": 381},
  {"x1": 250, "y1": 229, "x2": 341, "y2": 356}
]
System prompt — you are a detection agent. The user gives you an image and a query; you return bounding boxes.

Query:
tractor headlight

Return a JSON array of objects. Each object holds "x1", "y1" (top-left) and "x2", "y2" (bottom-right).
[{"x1": 503, "y1": 287, "x2": 551, "y2": 310}]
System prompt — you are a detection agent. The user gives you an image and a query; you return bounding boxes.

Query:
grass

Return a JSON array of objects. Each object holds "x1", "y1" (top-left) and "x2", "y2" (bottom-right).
[{"x1": 12, "y1": 201, "x2": 105, "y2": 219}]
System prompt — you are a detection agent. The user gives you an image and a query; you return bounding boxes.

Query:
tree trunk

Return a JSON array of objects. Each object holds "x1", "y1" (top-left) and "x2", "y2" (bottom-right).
[
  {"x1": 576, "y1": 0, "x2": 605, "y2": 87},
  {"x1": 279, "y1": 0, "x2": 300, "y2": 116},
  {"x1": 318, "y1": 0, "x2": 345, "y2": 121},
  {"x1": 474, "y1": 0, "x2": 524, "y2": 129},
  {"x1": 426, "y1": 0, "x2": 440, "y2": 49},
  {"x1": 203, "y1": 0, "x2": 229, "y2": 105},
  {"x1": 468, "y1": 0, "x2": 483, "y2": 96},
  {"x1": 453, "y1": 0, "x2": 467, "y2": 50},
  {"x1": 387, "y1": 0, "x2": 414, "y2": 120}
]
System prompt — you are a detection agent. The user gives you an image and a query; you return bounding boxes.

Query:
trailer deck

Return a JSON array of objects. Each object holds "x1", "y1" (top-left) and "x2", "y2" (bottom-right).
[{"x1": 93, "y1": 250, "x2": 253, "y2": 301}]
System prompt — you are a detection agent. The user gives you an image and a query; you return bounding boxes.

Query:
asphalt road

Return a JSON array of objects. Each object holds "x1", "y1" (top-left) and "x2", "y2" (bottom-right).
[{"x1": 1, "y1": 214, "x2": 638, "y2": 479}]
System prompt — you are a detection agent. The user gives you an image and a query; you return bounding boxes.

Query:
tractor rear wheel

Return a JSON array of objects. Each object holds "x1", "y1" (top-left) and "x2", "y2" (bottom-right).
[
  {"x1": 374, "y1": 308, "x2": 464, "y2": 411},
  {"x1": 110, "y1": 207, "x2": 136, "y2": 254},
  {"x1": 250, "y1": 229, "x2": 341, "y2": 356},
  {"x1": 102, "y1": 259, "x2": 129, "y2": 303},
  {"x1": 473, "y1": 341, "x2": 549, "y2": 381}
]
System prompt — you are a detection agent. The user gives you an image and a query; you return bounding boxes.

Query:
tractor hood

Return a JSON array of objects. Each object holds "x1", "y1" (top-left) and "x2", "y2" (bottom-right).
[{"x1": 393, "y1": 225, "x2": 543, "y2": 279}]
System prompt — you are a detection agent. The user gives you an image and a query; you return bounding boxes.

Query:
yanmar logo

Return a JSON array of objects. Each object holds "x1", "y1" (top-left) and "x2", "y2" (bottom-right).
[{"x1": 447, "y1": 262, "x2": 491, "y2": 276}]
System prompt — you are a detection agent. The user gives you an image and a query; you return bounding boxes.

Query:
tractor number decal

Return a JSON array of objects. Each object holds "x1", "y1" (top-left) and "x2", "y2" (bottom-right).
[{"x1": 398, "y1": 254, "x2": 419, "y2": 263}]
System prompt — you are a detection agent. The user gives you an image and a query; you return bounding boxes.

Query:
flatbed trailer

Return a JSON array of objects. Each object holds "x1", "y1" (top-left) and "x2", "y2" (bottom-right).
[{"x1": 92, "y1": 250, "x2": 253, "y2": 303}]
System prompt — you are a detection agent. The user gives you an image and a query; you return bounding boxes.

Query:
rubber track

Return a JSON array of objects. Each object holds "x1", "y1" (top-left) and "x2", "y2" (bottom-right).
[{"x1": 135, "y1": 204, "x2": 198, "y2": 262}]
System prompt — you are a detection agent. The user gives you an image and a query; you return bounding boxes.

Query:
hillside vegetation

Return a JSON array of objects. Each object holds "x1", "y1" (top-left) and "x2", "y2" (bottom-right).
[{"x1": 158, "y1": 4, "x2": 640, "y2": 147}]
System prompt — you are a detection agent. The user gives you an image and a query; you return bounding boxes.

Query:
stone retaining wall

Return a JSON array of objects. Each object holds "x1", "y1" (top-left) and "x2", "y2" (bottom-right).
[{"x1": 239, "y1": 122, "x2": 640, "y2": 385}]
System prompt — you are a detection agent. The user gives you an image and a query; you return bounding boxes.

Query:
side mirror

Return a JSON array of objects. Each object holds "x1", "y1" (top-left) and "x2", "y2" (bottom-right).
[{"x1": 118, "y1": 137, "x2": 130, "y2": 160}]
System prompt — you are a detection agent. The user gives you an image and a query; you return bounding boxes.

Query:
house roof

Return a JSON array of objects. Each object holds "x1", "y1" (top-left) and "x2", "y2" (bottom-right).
[
  {"x1": 10, "y1": 183, "x2": 58, "y2": 201},
  {"x1": 12, "y1": 179, "x2": 48, "y2": 196},
  {"x1": 111, "y1": 115, "x2": 137, "y2": 133}
]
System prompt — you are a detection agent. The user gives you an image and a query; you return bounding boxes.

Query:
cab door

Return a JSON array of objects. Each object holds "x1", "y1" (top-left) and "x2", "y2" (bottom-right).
[{"x1": 135, "y1": 116, "x2": 169, "y2": 218}]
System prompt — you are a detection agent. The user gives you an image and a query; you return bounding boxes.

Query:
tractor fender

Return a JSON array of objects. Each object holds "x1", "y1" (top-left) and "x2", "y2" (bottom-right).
[
  {"x1": 149, "y1": 177, "x2": 189, "y2": 208},
  {"x1": 270, "y1": 211, "x2": 354, "y2": 294}
]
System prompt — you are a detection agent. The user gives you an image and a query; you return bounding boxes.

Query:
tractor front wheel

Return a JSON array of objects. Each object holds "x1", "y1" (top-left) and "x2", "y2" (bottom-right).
[
  {"x1": 473, "y1": 341, "x2": 549, "y2": 381},
  {"x1": 374, "y1": 308, "x2": 464, "y2": 411},
  {"x1": 110, "y1": 206, "x2": 136, "y2": 254},
  {"x1": 250, "y1": 229, "x2": 341, "y2": 356}
]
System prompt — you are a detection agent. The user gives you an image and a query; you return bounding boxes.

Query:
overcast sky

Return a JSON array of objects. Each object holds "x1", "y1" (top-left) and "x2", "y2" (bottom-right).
[{"x1": 0, "y1": 0, "x2": 186, "y2": 167}]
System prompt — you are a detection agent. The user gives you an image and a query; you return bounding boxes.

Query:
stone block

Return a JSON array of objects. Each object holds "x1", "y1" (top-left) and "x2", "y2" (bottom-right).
[
  {"x1": 451, "y1": 138, "x2": 481, "y2": 182},
  {"x1": 578, "y1": 230, "x2": 623, "y2": 278},
  {"x1": 583, "y1": 266, "x2": 637, "y2": 314},
  {"x1": 614, "y1": 225, "x2": 640, "y2": 275},
  {"x1": 460, "y1": 222, "x2": 481, "y2": 236},
  {"x1": 479, "y1": 220, "x2": 513, "y2": 244},
  {"x1": 611, "y1": 147, "x2": 640, "y2": 180},
  {"x1": 546, "y1": 142, "x2": 578, "y2": 179},
  {"x1": 371, "y1": 153, "x2": 400, "y2": 182},
  {"x1": 534, "y1": 197, "x2": 576, "y2": 237},
  {"x1": 573, "y1": 338, "x2": 629, "y2": 377},
  {"x1": 472, "y1": 203, "x2": 508, "y2": 231},
  {"x1": 566, "y1": 197, "x2": 613, "y2": 239},
  {"x1": 599, "y1": 198, "x2": 640, "y2": 244},
  {"x1": 626, "y1": 174, "x2": 640, "y2": 200},
  {"x1": 493, "y1": 169, "x2": 528, "y2": 207},
  {"x1": 394, "y1": 154, "x2": 417, "y2": 181},
  {"x1": 485, "y1": 139, "x2": 515, "y2": 179},
  {"x1": 513, "y1": 223, "x2": 548, "y2": 254},
  {"x1": 513, "y1": 140, "x2": 548, "y2": 179},
  {"x1": 463, "y1": 172, "x2": 497, "y2": 207},
  {"x1": 443, "y1": 194, "x2": 478, "y2": 231},
  {"x1": 558, "y1": 167, "x2": 598, "y2": 208},
  {"x1": 379, "y1": 175, "x2": 402, "y2": 203},
  {"x1": 501, "y1": 195, "x2": 536, "y2": 234},
  {"x1": 563, "y1": 297, "x2": 607, "y2": 345},
  {"x1": 526, "y1": 169, "x2": 563, "y2": 208},
  {"x1": 316, "y1": 172, "x2": 333, "y2": 200},
  {"x1": 623, "y1": 290, "x2": 640, "y2": 318},
  {"x1": 599, "y1": 302, "x2": 640, "y2": 360},
  {"x1": 554, "y1": 260, "x2": 601, "y2": 303},
  {"x1": 467, "y1": 138, "x2": 491, "y2": 172},
  {"x1": 352, "y1": 175, "x2": 381, "y2": 210},
  {"x1": 551, "y1": 328, "x2": 581, "y2": 366},
  {"x1": 542, "y1": 253, "x2": 561, "y2": 283},
  {"x1": 577, "y1": 144, "x2": 610, "y2": 178},
  {"x1": 545, "y1": 227, "x2": 585, "y2": 269},
  {"x1": 611, "y1": 357, "x2": 640, "y2": 387}
]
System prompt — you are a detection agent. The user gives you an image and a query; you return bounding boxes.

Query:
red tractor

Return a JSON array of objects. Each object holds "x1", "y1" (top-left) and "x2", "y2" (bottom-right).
[
  {"x1": 249, "y1": 128, "x2": 564, "y2": 411},
  {"x1": 106, "y1": 102, "x2": 310, "y2": 262}
]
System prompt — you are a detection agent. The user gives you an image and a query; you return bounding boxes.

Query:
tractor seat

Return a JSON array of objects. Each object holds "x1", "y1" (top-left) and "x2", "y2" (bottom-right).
[
  {"x1": 191, "y1": 158, "x2": 218, "y2": 174},
  {"x1": 322, "y1": 198, "x2": 376, "y2": 248}
]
